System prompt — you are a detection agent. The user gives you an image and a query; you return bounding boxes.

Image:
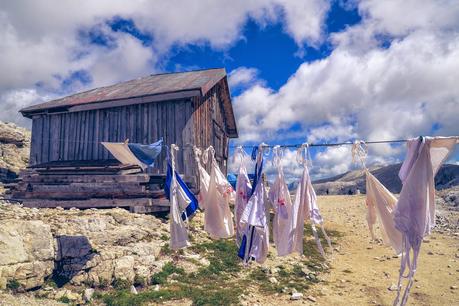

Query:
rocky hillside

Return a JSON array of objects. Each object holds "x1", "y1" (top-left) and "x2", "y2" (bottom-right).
[
  {"x1": 0, "y1": 121, "x2": 30, "y2": 184},
  {"x1": 311, "y1": 163, "x2": 459, "y2": 195}
]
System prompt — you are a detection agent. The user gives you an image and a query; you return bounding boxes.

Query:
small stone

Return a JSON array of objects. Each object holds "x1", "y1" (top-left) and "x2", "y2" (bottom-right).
[
  {"x1": 83, "y1": 288, "x2": 95, "y2": 302},
  {"x1": 388, "y1": 284, "x2": 398, "y2": 291},
  {"x1": 427, "y1": 251, "x2": 434, "y2": 255},
  {"x1": 451, "y1": 285, "x2": 458, "y2": 290},
  {"x1": 154, "y1": 284, "x2": 160, "y2": 291},
  {"x1": 130, "y1": 285, "x2": 138, "y2": 295},
  {"x1": 291, "y1": 292, "x2": 303, "y2": 300},
  {"x1": 269, "y1": 277, "x2": 279, "y2": 284},
  {"x1": 306, "y1": 295, "x2": 317, "y2": 302}
]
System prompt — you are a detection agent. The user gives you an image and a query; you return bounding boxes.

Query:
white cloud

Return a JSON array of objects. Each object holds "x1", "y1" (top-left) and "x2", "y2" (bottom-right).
[
  {"x1": 228, "y1": 67, "x2": 263, "y2": 89},
  {"x1": 0, "y1": 0, "x2": 330, "y2": 125},
  {"x1": 231, "y1": 0, "x2": 459, "y2": 176}
]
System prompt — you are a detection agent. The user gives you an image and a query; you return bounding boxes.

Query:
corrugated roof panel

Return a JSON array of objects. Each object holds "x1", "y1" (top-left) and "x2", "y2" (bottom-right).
[{"x1": 21, "y1": 68, "x2": 226, "y2": 114}]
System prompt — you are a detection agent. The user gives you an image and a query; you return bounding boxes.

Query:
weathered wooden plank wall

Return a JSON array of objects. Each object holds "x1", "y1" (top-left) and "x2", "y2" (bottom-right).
[
  {"x1": 29, "y1": 99, "x2": 195, "y2": 177},
  {"x1": 192, "y1": 80, "x2": 229, "y2": 174}
]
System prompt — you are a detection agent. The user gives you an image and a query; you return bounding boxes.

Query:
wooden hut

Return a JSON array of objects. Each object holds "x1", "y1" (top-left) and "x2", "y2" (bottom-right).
[{"x1": 12, "y1": 68, "x2": 238, "y2": 211}]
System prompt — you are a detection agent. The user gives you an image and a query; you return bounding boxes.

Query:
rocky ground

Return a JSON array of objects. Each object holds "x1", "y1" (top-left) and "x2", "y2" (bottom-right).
[{"x1": 1, "y1": 192, "x2": 458, "y2": 305}]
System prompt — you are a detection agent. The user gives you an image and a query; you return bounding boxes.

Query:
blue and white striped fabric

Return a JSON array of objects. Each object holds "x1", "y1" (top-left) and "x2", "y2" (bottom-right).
[
  {"x1": 165, "y1": 161, "x2": 199, "y2": 221},
  {"x1": 102, "y1": 138, "x2": 162, "y2": 170},
  {"x1": 238, "y1": 144, "x2": 270, "y2": 264}
]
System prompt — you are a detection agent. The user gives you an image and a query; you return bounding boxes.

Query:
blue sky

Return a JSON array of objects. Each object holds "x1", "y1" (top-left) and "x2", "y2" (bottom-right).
[{"x1": 0, "y1": 1, "x2": 458, "y2": 179}]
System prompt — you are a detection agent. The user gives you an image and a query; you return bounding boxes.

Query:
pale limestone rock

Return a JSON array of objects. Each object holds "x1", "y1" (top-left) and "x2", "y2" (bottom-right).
[
  {"x1": 83, "y1": 288, "x2": 95, "y2": 302},
  {"x1": 0, "y1": 220, "x2": 54, "y2": 289},
  {"x1": 114, "y1": 256, "x2": 135, "y2": 282}
]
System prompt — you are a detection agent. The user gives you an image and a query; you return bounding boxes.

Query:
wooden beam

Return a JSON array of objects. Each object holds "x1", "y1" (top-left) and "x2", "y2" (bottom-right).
[{"x1": 21, "y1": 198, "x2": 170, "y2": 209}]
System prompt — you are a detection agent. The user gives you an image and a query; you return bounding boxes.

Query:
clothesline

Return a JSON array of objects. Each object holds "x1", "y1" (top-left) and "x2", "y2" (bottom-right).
[
  {"x1": 229, "y1": 136, "x2": 459, "y2": 149},
  {"x1": 29, "y1": 136, "x2": 459, "y2": 149}
]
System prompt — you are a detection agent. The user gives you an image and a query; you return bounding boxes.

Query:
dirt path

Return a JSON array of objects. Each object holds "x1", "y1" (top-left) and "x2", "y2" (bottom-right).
[{"x1": 307, "y1": 195, "x2": 459, "y2": 306}]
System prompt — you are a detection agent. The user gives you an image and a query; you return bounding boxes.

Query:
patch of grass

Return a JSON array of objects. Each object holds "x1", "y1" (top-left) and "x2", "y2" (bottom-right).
[
  {"x1": 6, "y1": 279, "x2": 21, "y2": 291},
  {"x1": 113, "y1": 278, "x2": 132, "y2": 290},
  {"x1": 160, "y1": 233, "x2": 169, "y2": 241},
  {"x1": 151, "y1": 262, "x2": 185, "y2": 285},
  {"x1": 58, "y1": 296, "x2": 70, "y2": 304},
  {"x1": 159, "y1": 243, "x2": 172, "y2": 256}
]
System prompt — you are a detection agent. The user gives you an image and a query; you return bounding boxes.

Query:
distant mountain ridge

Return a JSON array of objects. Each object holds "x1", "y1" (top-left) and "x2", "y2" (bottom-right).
[{"x1": 306, "y1": 163, "x2": 459, "y2": 195}]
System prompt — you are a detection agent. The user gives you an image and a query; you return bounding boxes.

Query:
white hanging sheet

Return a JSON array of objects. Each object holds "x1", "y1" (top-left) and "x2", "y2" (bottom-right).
[
  {"x1": 393, "y1": 136, "x2": 457, "y2": 306},
  {"x1": 203, "y1": 146, "x2": 235, "y2": 239}
]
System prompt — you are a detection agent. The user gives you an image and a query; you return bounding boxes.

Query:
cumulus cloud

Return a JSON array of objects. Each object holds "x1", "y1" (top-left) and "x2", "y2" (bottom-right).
[
  {"x1": 0, "y1": 0, "x2": 331, "y2": 125},
  {"x1": 228, "y1": 67, "x2": 264, "y2": 89},
  {"x1": 231, "y1": 0, "x2": 459, "y2": 178}
]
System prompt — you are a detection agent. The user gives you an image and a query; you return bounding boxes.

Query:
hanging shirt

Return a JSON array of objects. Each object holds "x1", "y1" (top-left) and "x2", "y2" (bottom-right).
[
  {"x1": 233, "y1": 147, "x2": 252, "y2": 246},
  {"x1": 238, "y1": 145, "x2": 270, "y2": 264},
  {"x1": 292, "y1": 145, "x2": 332, "y2": 258},
  {"x1": 203, "y1": 146, "x2": 235, "y2": 239},
  {"x1": 365, "y1": 170, "x2": 403, "y2": 255},
  {"x1": 164, "y1": 144, "x2": 192, "y2": 250},
  {"x1": 268, "y1": 146, "x2": 294, "y2": 256},
  {"x1": 193, "y1": 147, "x2": 211, "y2": 210},
  {"x1": 393, "y1": 136, "x2": 457, "y2": 306}
]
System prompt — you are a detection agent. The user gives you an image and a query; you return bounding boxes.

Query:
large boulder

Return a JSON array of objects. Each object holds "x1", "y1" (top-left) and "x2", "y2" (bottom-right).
[{"x1": 0, "y1": 220, "x2": 54, "y2": 290}]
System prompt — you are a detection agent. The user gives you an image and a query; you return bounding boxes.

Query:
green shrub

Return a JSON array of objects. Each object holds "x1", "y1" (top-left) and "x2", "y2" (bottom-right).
[
  {"x1": 6, "y1": 279, "x2": 21, "y2": 291},
  {"x1": 151, "y1": 262, "x2": 185, "y2": 285}
]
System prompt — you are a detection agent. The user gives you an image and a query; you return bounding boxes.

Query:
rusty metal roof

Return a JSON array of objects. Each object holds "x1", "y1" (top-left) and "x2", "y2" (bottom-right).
[{"x1": 21, "y1": 68, "x2": 227, "y2": 115}]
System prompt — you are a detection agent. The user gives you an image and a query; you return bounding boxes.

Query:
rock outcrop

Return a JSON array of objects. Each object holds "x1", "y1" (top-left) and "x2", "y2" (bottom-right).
[
  {"x1": 0, "y1": 121, "x2": 30, "y2": 184},
  {"x1": 0, "y1": 202, "x2": 169, "y2": 292}
]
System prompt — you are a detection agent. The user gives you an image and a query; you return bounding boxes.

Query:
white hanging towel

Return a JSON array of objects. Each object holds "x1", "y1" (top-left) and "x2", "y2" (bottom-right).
[
  {"x1": 365, "y1": 170, "x2": 403, "y2": 254},
  {"x1": 393, "y1": 136, "x2": 457, "y2": 306},
  {"x1": 193, "y1": 146, "x2": 210, "y2": 210},
  {"x1": 233, "y1": 146, "x2": 252, "y2": 246},
  {"x1": 352, "y1": 140, "x2": 403, "y2": 254},
  {"x1": 268, "y1": 146, "x2": 294, "y2": 256},
  {"x1": 166, "y1": 144, "x2": 190, "y2": 250},
  {"x1": 238, "y1": 144, "x2": 270, "y2": 264},
  {"x1": 292, "y1": 144, "x2": 332, "y2": 258},
  {"x1": 203, "y1": 146, "x2": 235, "y2": 239},
  {"x1": 101, "y1": 142, "x2": 147, "y2": 170}
]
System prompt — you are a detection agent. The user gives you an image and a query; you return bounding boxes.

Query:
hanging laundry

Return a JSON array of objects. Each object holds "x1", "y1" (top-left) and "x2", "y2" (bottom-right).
[
  {"x1": 233, "y1": 146, "x2": 252, "y2": 246},
  {"x1": 352, "y1": 141, "x2": 403, "y2": 254},
  {"x1": 164, "y1": 144, "x2": 197, "y2": 250},
  {"x1": 202, "y1": 146, "x2": 235, "y2": 239},
  {"x1": 193, "y1": 146, "x2": 210, "y2": 210},
  {"x1": 292, "y1": 144, "x2": 332, "y2": 258},
  {"x1": 268, "y1": 146, "x2": 294, "y2": 256},
  {"x1": 365, "y1": 170, "x2": 403, "y2": 254},
  {"x1": 102, "y1": 138, "x2": 163, "y2": 170},
  {"x1": 393, "y1": 137, "x2": 457, "y2": 306},
  {"x1": 238, "y1": 144, "x2": 270, "y2": 264}
]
